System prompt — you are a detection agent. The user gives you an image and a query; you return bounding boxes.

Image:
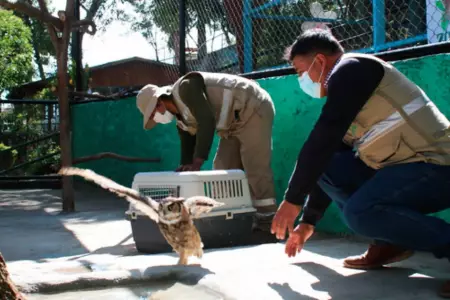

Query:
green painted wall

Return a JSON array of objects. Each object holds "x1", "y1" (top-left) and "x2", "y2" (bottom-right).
[{"x1": 72, "y1": 53, "x2": 450, "y2": 235}]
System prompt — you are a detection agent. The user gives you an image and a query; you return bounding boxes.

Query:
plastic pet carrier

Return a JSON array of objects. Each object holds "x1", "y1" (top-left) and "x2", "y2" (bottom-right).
[{"x1": 125, "y1": 169, "x2": 258, "y2": 254}]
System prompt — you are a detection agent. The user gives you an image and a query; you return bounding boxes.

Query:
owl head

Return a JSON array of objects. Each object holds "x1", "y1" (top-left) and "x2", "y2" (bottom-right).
[
  {"x1": 156, "y1": 195, "x2": 225, "y2": 224},
  {"x1": 157, "y1": 197, "x2": 186, "y2": 224}
]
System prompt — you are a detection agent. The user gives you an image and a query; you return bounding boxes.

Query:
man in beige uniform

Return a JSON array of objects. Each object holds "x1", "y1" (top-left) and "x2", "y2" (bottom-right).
[{"x1": 136, "y1": 71, "x2": 278, "y2": 231}]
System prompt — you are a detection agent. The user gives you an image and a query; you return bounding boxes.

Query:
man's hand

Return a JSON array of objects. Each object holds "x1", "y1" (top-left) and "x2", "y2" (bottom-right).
[
  {"x1": 270, "y1": 200, "x2": 302, "y2": 240},
  {"x1": 175, "y1": 158, "x2": 205, "y2": 172},
  {"x1": 285, "y1": 223, "x2": 315, "y2": 257}
]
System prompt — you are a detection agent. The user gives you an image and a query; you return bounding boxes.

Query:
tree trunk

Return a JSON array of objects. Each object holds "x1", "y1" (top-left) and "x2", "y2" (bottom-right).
[
  {"x1": 57, "y1": 40, "x2": 75, "y2": 212},
  {"x1": 0, "y1": 252, "x2": 26, "y2": 300},
  {"x1": 74, "y1": 30, "x2": 85, "y2": 97}
]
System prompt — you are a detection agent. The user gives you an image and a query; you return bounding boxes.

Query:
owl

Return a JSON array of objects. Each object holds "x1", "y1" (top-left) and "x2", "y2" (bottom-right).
[{"x1": 58, "y1": 167, "x2": 224, "y2": 265}]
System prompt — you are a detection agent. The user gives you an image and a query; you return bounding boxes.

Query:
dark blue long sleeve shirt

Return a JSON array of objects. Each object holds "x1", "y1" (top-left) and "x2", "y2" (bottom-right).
[{"x1": 284, "y1": 55, "x2": 386, "y2": 225}]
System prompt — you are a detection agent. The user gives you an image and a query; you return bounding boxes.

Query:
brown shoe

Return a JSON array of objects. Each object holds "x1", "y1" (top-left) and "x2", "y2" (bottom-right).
[
  {"x1": 439, "y1": 281, "x2": 450, "y2": 298},
  {"x1": 343, "y1": 243, "x2": 414, "y2": 270}
]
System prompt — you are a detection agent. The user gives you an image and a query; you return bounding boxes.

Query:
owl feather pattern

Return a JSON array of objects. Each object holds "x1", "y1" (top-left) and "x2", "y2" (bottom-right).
[{"x1": 58, "y1": 167, "x2": 225, "y2": 265}]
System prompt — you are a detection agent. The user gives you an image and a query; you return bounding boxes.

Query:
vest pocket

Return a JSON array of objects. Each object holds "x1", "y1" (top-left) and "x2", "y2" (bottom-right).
[{"x1": 359, "y1": 134, "x2": 417, "y2": 169}]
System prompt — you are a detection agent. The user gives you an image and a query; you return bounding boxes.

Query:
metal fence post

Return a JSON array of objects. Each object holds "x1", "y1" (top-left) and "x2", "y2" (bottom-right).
[
  {"x1": 243, "y1": 0, "x2": 253, "y2": 73},
  {"x1": 373, "y1": 0, "x2": 386, "y2": 51},
  {"x1": 179, "y1": 0, "x2": 187, "y2": 76}
]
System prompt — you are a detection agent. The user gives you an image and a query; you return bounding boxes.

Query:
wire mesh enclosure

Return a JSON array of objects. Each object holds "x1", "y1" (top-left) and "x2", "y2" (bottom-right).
[{"x1": 140, "y1": 0, "x2": 449, "y2": 75}]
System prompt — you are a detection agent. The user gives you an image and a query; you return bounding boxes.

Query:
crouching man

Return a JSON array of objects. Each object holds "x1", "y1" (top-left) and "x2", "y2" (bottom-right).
[
  {"x1": 136, "y1": 71, "x2": 278, "y2": 232},
  {"x1": 271, "y1": 28, "x2": 450, "y2": 297}
]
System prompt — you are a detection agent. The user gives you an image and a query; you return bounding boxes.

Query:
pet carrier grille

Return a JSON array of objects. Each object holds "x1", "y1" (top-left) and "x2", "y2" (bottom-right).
[
  {"x1": 138, "y1": 185, "x2": 180, "y2": 201},
  {"x1": 203, "y1": 179, "x2": 244, "y2": 199}
]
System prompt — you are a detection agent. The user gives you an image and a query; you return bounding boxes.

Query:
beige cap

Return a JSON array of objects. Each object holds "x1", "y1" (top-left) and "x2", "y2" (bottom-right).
[{"x1": 136, "y1": 84, "x2": 172, "y2": 130}]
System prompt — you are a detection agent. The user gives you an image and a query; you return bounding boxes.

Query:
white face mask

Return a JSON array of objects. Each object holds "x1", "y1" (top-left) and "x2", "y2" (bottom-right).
[
  {"x1": 297, "y1": 57, "x2": 324, "y2": 99},
  {"x1": 153, "y1": 111, "x2": 174, "y2": 124}
]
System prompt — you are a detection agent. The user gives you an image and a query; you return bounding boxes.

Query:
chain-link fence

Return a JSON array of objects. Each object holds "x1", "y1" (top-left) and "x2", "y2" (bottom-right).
[
  {"x1": 124, "y1": 0, "x2": 450, "y2": 76},
  {"x1": 1, "y1": 0, "x2": 448, "y2": 104}
]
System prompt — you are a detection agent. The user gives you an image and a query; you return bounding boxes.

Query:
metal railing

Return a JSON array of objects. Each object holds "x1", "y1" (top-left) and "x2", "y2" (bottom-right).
[{"x1": 0, "y1": 97, "x2": 162, "y2": 190}]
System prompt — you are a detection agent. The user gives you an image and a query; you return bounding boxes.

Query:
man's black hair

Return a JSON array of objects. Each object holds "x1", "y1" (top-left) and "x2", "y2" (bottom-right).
[{"x1": 283, "y1": 28, "x2": 344, "y2": 61}]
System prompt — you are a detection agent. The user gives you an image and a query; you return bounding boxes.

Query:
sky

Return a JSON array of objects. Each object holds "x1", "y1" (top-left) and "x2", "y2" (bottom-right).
[
  {"x1": 49, "y1": 0, "x2": 165, "y2": 68},
  {"x1": 47, "y1": 0, "x2": 231, "y2": 70}
]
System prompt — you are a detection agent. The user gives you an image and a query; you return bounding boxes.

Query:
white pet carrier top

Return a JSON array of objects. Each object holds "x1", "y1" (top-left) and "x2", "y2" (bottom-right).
[{"x1": 127, "y1": 169, "x2": 256, "y2": 219}]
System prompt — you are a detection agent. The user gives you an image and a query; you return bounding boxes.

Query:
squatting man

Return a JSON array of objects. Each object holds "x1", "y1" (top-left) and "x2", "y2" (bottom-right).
[
  {"x1": 136, "y1": 71, "x2": 278, "y2": 232},
  {"x1": 271, "y1": 28, "x2": 450, "y2": 298}
]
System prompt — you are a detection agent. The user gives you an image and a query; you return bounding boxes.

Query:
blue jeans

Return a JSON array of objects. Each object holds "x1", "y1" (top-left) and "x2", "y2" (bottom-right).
[{"x1": 317, "y1": 150, "x2": 450, "y2": 260}]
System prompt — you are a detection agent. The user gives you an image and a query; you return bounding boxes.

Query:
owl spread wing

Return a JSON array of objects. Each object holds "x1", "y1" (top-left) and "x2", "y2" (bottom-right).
[
  {"x1": 58, "y1": 167, "x2": 160, "y2": 223},
  {"x1": 183, "y1": 196, "x2": 225, "y2": 218}
]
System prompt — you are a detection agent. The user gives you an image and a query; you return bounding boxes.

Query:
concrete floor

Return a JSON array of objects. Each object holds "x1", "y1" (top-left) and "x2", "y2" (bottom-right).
[{"x1": 0, "y1": 183, "x2": 448, "y2": 300}]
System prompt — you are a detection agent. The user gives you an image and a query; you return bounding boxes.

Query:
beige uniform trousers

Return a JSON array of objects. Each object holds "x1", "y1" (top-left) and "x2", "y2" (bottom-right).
[{"x1": 212, "y1": 99, "x2": 277, "y2": 212}]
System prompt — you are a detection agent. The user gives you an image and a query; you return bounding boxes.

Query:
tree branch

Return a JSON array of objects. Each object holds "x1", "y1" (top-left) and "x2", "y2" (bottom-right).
[
  {"x1": 80, "y1": 2, "x2": 89, "y2": 13},
  {"x1": 62, "y1": 0, "x2": 75, "y2": 51},
  {"x1": 37, "y1": 0, "x2": 51, "y2": 15},
  {"x1": 72, "y1": 19, "x2": 96, "y2": 35},
  {"x1": 86, "y1": 0, "x2": 103, "y2": 21},
  {"x1": 36, "y1": 0, "x2": 60, "y2": 50},
  {"x1": 69, "y1": 88, "x2": 135, "y2": 100},
  {"x1": 73, "y1": 152, "x2": 161, "y2": 165},
  {"x1": 0, "y1": 0, "x2": 63, "y2": 30}
]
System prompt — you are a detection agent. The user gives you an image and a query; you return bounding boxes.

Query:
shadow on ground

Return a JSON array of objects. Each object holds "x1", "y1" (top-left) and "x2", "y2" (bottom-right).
[
  {"x1": 65, "y1": 233, "x2": 138, "y2": 261},
  {"x1": 27, "y1": 264, "x2": 216, "y2": 300},
  {"x1": 110, "y1": 264, "x2": 218, "y2": 300},
  {"x1": 0, "y1": 181, "x2": 130, "y2": 262},
  {"x1": 269, "y1": 282, "x2": 317, "y2": 300},
  {"x1": 290, "y1": 262, "x2": 441, "y2": 299}
]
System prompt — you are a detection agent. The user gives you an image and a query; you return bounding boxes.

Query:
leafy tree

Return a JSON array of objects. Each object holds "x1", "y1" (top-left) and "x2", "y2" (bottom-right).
[
  {"x1": 0, "y1": 0, "x2": 97, "y2": 212},
  {"x1": 11, "y1": 0, "x2": 56, "y2": 80},
  {"x1": 25, "y1": 14, "x2": 56, "y2": 79},
  {"x1": 0, "y1": 9, "x2": 34, "y2": 94}
]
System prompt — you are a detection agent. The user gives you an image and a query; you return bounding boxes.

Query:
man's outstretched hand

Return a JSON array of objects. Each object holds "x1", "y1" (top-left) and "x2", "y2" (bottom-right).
[
  {"x1": 271, "y1": 200, "x2": 302, "y2": 240},
  {"x1": 285, "y1": 223, "x2": 315, "y2": 257}
]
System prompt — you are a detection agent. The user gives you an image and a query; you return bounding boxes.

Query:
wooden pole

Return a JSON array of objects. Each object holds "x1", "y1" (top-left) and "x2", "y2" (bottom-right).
[{"x1": 57, "y1": 0, "x2": 76, "y2": 212}]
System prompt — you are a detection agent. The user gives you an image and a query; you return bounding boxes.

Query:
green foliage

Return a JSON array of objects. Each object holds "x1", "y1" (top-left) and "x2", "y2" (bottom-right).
[
  {"x1": 0, "y1": 143, "x2": 19, "y2": 164},
  {"x1": 0, "y1": 105, "x2": 60, "y2": 175},
  {"x1": 0, "y1": 142, "x2": 18, "y2": 169},
  {"x1": 11, "y1": 0, "x2": 57, "y2": 79},
  {"x1": 25, "y1": 137, "x2": 60, "y2": 175},
  {"x1": 0, "y1": 9, "x2": 34, "y2": 92},
  {"x1": 68, "y1": 60, "x2": 92, "y2": 91},
  {"x1": 32, "y1": 86, "x2": 57, "y2": 100}
]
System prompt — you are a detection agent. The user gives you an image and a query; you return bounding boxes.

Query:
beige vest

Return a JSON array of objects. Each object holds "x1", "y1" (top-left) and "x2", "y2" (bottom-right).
[
  {"x1": 342, "y1": 53, "x2": 450, "y2": 169},
  {"x1": 171, "y1": 71, "x2": 272, "y2": 137}
]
